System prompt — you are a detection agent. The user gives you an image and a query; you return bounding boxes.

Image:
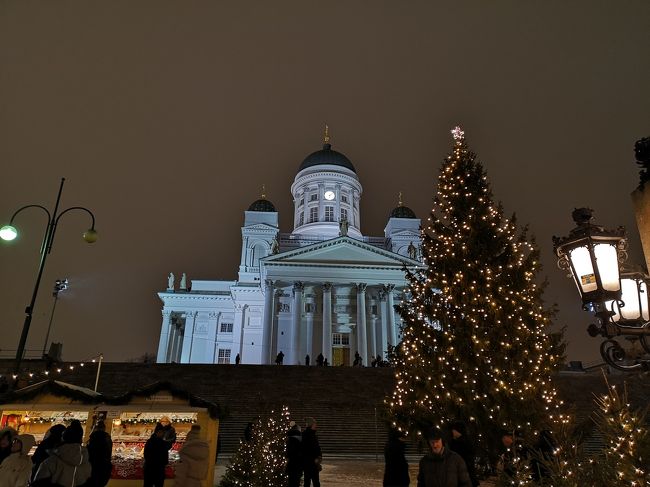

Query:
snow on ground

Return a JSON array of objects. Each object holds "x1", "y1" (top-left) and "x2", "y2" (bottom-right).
[{"x1": 213, "y1": 457, "x2": 496, "y2": 486}]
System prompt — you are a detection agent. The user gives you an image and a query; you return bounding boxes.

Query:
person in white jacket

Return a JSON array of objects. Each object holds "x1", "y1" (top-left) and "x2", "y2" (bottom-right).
[
  {"x1": 173, "y1": 425, "x2": 210, "y2": 487},
  {"x1": 0, "y1": 434, "x2": 36, "y2": 487},
  {"x1": 33, "y1": 420, "x2": 91, "y2": 487}
]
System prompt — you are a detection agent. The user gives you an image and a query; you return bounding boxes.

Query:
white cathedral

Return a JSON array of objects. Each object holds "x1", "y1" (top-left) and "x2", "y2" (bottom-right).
[{"x1": 156, "y1": 132, "x2": 424, "y2": 366}]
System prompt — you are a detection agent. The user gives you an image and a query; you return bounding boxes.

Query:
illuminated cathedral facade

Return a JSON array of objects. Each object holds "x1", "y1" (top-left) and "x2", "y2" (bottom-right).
[{"x1": 156, "y1": 133, "x2": 423, "y2": 365}]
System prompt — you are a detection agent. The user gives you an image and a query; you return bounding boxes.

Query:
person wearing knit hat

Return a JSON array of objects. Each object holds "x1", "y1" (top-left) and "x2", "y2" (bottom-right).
[
  {"x1": 33, "y1": 420, "x2": 91, "y2": 486},
  {"x1": 417, "y1": 427, "x2": 471, "y2": 487},
  {"x1": 173, "y1": 425, "x2": 210, "y2": 487},
  {"x1": 286, "y1": 422, "x2": 303, "y2": 487},
  {"x1": 0, "y1": 434, "x2": 35, "y2": 487}
]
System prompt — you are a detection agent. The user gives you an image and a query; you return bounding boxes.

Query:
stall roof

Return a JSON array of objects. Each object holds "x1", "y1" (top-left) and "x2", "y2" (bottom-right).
[{"x1": 0, "y1": 380, "x2": 221, "y2": 419}]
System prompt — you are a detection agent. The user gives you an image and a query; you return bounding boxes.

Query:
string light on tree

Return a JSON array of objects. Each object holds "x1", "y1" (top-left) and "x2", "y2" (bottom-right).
[{"x1": 387, "y1": 127, "x2": 566, "y2": 473}]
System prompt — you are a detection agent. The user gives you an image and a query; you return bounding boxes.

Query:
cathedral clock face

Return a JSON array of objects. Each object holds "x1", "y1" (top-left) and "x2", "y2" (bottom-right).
[{"x1": 324, "y1": 190, "x2": 335, "y2": 201}]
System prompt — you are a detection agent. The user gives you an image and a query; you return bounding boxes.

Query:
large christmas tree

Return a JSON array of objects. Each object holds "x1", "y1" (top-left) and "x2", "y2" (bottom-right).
[{"x1": 388, "y1": 127, "x2": 565, "y2": 459}]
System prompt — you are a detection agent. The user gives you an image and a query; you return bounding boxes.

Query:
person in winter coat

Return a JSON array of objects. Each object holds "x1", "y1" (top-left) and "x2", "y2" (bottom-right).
[
  {"x1": 33, "y1": 420, "x2": 92, "y2": 487},
  {"x1": 31, "y1": 424, "x2": 66, "y2": 481},
  {"x1": 302, "y1": 417, "x2": 322, "y2": 487},
  {"x1": 143, "y1": 423, "x2": 169, "y2": 487},
  {"x1": 0, "y1": 434, "x2": 36, "y2": 487},
  {"x1": 383, "y1": 428, "x2": 409, "y2": 487},
  {"x1": 417, "y1": 428, "x2": 471, "y2": 487},
  {"x1": 0, "y1": 428, "x2": 17, "y2": 465},
  {"x1": 285, "y1": 422, "x2": 302, "y2": 487},
  {"x1": 448, "y1": 421, "x2": 479, "y2": 487},
  {"x1": 87, "y1": 421, "x2": 113, "y2": 487},
  {"x1": 173, "y1": 424, "x2": 209, "y2": 487}
]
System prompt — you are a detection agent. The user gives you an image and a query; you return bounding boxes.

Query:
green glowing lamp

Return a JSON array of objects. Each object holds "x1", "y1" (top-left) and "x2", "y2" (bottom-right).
[{"x1": 0, "y1": 225, "x2": 18, "y2": 241}]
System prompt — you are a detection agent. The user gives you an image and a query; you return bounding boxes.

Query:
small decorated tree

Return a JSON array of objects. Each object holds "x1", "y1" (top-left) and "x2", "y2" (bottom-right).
[{"x1": 220, "y1": 406, "x2": 291, "y2": 487}]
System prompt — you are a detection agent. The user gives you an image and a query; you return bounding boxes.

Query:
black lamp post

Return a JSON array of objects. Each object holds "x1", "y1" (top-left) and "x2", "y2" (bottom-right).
[
  {"x1": 0, "y1": 178, "x2": 97, "y2": 374},
  {"x1": 41, "y1": 278, "x2": 69, "y2": 358},
  {"x1": 553, "y1": 208, "x2": 650, "y2": 371}
]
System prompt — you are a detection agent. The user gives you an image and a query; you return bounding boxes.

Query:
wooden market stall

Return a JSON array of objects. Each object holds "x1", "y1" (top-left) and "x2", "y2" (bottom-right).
[{"x1": 0, "y1": 379, "x2": 220, "y2": 487}]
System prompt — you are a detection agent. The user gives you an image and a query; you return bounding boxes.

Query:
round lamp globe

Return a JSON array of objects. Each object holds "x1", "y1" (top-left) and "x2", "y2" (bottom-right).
[
  {"x1": 83, "y1": 229, "x2": 98, "y2": 243},
  {"x1": 0, "y1": 225, "x2": 18, "y2": 241}
]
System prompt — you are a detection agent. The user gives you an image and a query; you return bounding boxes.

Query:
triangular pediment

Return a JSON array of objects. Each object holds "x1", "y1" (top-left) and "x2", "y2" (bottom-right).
[{"x1": 262, "y1": 236, "x2": 421, "y2": 268}]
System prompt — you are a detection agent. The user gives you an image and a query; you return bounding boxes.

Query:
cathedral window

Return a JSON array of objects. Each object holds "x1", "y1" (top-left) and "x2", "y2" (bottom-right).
[
  {"x1": 217, "y1": 349, "x2": 231, "y2": 364},
  {"x1": 325, "y1": 206, "x2": 334, "y2": 222},
  {"x1": 299, "y1": 213, "x2": 304, "y2": 226},
  {"x1": 341, "y1": 194, "x2": 348, "y2": 203},
  {"x1": 220, "y1": 322, "x2": 233, "y2": 333},
  {"x1": 305, "y1": 303, "x2": 316, "y2": 313},
  {"x1": 309, "y1": 193, "x2": 318, "y2": 201},
  {"x1": 340, "y1": 208, "x2": 348, "y2": 221},
  {"x1": 309, "y1": 207, "x2": 318, "y2": 223}
]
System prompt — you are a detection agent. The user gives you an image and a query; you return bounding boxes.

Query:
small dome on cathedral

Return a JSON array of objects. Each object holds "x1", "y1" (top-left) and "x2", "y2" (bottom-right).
[
  {"x1": 298, "y1": 143, "x2": 356, "y2": 173},
  {"x1": 248, "y1": 185, "x2": 276, "y2": 212},
  {"x1": 389, "y1": 192, "x2": 416, "y2": 218},
  {"x1": 389, "y1": 205, "x2": 416, "y2": 219},
  {"x1": 248, "y1": 198, "x2": 276, "y2": 212}
]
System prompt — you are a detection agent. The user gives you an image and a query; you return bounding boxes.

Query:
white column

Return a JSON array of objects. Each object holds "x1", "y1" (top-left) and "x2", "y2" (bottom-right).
[
  {"x1": 356, "y1": 283, "x2": 368, "y2": 365},
  {"x1": 378, "y1": 290, "x2": 388, "y2": 359},
  {"x1": 368, "y1": 308, "x2": 377, "y2": 362},
  {"x1": 385, "y1": 284, "x2": 397, "y2": 347},
  {"x1": 291, "y1": 282, "x2": 304, "y2": 365},
  {"x1": 261, "y1": 279, "x2": 275, "y2": 364},
  {"x1": 157, "y1": 310, "x2": 171, "y2": 363},
  {"x1": 318, "y1": 183, "x2": 324, "y2": 221},
  {"x1": 270, "y1": 288, "x2": 281, "y2": 360},
  {"x1": 322, "y1": 283, "x2": 332, "y2": 363},
  {"x1": 180, "y1": 311, "x2": 196, "y2": 363}
]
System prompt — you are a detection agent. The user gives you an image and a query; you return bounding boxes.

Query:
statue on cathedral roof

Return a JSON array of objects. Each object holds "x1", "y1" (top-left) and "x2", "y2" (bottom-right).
[
  {"x1": 339, "y1": 218, "x2": 349, "y2": 237},
  {"x1": 167, "y1": 272, "x2": 175, "y2": 290}
]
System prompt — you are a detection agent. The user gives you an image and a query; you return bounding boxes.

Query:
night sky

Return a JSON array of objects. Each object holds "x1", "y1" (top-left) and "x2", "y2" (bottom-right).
[{"x1": 1, "y1": 1, "x2": 648, "y2": 364}]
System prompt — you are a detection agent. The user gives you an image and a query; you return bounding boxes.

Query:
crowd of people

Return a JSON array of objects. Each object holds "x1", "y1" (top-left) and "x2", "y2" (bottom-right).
[
  {"x1": 0, "y1": 415, "x2": 210, "y2": 487},
  {"x1": 383, "y1": 421, "x2": 556, "y2": 487}
]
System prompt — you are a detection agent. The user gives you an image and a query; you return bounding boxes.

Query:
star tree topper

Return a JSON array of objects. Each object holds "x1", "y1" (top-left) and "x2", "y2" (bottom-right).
[{"x1": 451, "y1": 126, "x2": 465, "y2": 142}]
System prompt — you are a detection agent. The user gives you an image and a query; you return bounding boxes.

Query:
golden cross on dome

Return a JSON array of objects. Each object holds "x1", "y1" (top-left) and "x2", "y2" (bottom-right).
[
  {"x1": 324, "y1": 124, "x2": 330, "y2": 144},
  {"x1": 261, "y1": 184, "x2": 266, "y2": 199},
  {"x1": 451, "y1": 126, "x2": 465, "y2": 142},
  {"x1": 398, "y1": 191, "x2": 403, "y2": 206}
]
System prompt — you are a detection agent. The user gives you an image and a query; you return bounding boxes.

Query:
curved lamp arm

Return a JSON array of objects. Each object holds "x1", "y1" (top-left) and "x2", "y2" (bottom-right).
[{"x1": 48, "y1": 206, "x2": 97, "y2": 253}]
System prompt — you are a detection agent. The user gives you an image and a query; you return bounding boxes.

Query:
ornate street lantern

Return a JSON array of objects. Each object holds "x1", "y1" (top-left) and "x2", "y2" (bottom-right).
[
  {"x1": 553, "y1": 208, "x2": 650, "y2": 371},
  {"x1": 553, "y1": 208, "x2": 626, "y2": 307},
  {"x1": 607, "y1": 269, "x2": 650, "y2": 324}
]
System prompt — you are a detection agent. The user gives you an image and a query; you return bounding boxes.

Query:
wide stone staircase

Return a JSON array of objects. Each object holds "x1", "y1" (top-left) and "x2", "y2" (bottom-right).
[
  {"x1": 0, "y1": 362, "x2": 397, "y2": 457},
  {"x1": 3, "y1": 361, "x2": 649, "y2": 459}
]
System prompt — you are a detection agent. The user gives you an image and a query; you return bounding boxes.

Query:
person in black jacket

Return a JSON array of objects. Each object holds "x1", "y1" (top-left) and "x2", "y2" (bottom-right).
[
  {"x1": 143, "y1": 423, "x2": 169, "y2": 487},
  {"x1": 383, "y1": 428, "x2": 409, "y2": 487},
  {"x1": 87, "y1": 421, "x2": 113, "y2": 487},
  {"x1": 285, "y1": 422, "x2": 302, "y2": 487},
  {"x1": 417, "y1": 428, "x2": 471, "y2": 487},
  {"x1": 448, "y1": 421, "x2": 479, "y2": 487},
  {"x1": 302, "y1": 417, "x2": 322, "y2": 487}
]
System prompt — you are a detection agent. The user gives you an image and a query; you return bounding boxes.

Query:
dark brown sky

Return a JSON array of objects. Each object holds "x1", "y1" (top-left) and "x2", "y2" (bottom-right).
[{"x1": 1, "y1": 1, "x2": 648, "y2": 364}]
